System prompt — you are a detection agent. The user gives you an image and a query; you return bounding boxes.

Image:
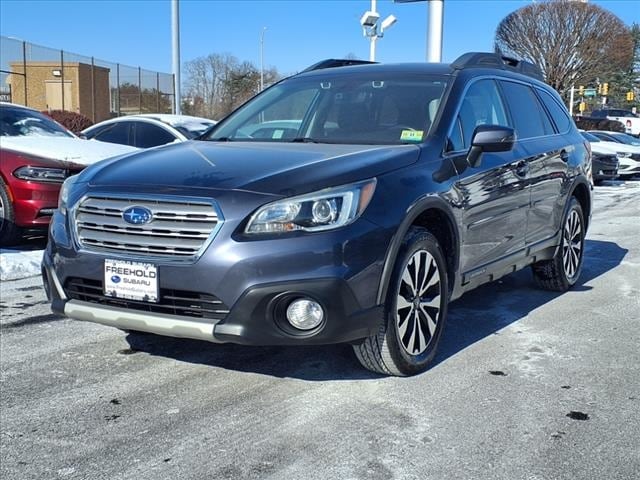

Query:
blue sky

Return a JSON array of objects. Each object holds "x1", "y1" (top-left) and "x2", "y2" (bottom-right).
[{"x1": 1, "y1": 0, "x2": 639, "y2": 76}]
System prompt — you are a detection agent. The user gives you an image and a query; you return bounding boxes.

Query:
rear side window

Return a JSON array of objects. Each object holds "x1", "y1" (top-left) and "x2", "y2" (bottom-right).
[
  {"x1": 537, "y1": 89, "x2": 572, "y2": 133},
  {"x1": 448, "y1": 79, "x2": 509, "y2": 152},
  {"x1": 499, "y1": 81, "x2": 553, "y2": 139},
  {"x1": 134, "y1": 122, "x2": 177, "y2": 148},
  {"x1": 93, "y1": 122, "x2": 132, "y2": 145}
]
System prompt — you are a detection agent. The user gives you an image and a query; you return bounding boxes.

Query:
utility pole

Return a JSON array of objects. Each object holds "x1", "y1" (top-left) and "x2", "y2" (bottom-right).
[
  {"x1": 260, "y1": 27, "x2": 267, "y2": 91},
  {"x1": 171, "y1": 0, "x2": 181, "y2": 114},
  {"x1": 394, "y1": 0, "x2": 444, "y2": 63},
  {"x1": 426, "y1": 0, "x2": 443, "y2": 62}
]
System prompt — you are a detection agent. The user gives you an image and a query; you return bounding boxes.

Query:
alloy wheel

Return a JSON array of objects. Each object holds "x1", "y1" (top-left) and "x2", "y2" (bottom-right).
[
  {"x1": 562, "y1": 209, "x2": 582, "y2": 279},
  {"x1": 396, "y1": 249, "x2": 442, "y2": 355}
]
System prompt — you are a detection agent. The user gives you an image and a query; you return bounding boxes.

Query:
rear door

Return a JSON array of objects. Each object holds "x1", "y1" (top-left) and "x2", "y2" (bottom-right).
[
  {"x1": 534, "y1": 87, "x2": 583, "y2": 239},
  {"x1": 498, "y1": 80, "x2": 561, "y2": 246}
]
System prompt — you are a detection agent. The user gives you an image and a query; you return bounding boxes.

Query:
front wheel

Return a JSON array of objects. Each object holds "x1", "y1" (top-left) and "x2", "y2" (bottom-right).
[
  {"x1": 353, "y1": 227, "x2": 449, "y2": 376},
  {"x1": 531, "y1": 197, "x2": 585, "y2": 292},
  {"x1": 0, "y1": 180, "x2": 23, "y2": 247}
]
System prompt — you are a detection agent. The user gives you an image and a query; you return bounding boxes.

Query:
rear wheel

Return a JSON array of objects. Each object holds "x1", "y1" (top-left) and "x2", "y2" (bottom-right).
[
  {"x1": 531, "y1": 197, "x2": 585, "y2": 292},
  {"x1": 0, "y1": 180, "x2": 22, "y2": 247},
  {"x1": 353, "y1": 227, "x2": 448, "y2": 376}
]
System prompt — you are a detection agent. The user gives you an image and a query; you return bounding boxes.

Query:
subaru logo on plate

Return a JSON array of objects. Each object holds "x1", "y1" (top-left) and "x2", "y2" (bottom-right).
[
  {"x1": 111, "y1": 275, "x2": 121, "y2": 283},
  {"x1": 123, "y1": 206, "x2": 153, "y2": 225}
]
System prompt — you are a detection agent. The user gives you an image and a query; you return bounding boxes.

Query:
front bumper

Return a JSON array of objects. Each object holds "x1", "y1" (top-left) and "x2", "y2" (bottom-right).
[
  {"x1": 6, "y1": 179, "x2": 60, "y2": 228},
  {"x1": 43, "y1": 209, "x2": 390, "y2": 346}
]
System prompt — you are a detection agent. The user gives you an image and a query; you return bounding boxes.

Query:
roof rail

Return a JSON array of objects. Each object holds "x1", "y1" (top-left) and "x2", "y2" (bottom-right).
[
  {"x1": 451, "y1": 52, "x2": 544, "y2": 81},
  {"x1": 301, "y1": 59, "x2": 377, "y2": 73}
]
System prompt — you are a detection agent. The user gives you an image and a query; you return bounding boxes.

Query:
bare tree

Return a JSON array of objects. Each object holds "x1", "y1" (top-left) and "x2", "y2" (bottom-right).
[
  {"x1": 183, "y1": 53, "x2": 281, "y2": 120},
  {"x1": 494, "y1": 0, "x2": 633, "y2": 98}
]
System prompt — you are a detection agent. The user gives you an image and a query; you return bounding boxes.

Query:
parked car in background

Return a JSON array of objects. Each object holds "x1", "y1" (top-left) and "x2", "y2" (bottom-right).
[
  {"x1": 580, "y1": 131, "x2": 619, "y2": 184},
  {"x1": 81, "y1": 114, "x2": 217, "y2": 148},
  {"x1": 0, "y1": 102, "x2": 137, "y2": 246},
  {"x1": 43, "y1": 53, "x2": 592, "y2": 376},
  {"x1": 590, "y1": 109, "x2": 640, "y2": 136},
  {"x1": 587, "y1": 130, "x2": 640, "y2": 179},
  {"x1": 588, "y1": 130, "x2": 640, "y2": 147}
]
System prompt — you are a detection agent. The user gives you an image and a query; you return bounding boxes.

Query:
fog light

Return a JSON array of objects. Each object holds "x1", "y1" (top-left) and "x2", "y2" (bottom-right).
[{"x1": 286, "y1": 298, "x2": 324, "y2": 330}]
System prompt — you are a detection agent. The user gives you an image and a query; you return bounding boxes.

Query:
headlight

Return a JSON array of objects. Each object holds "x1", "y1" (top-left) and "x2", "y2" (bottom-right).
[
  {"x1": 245, "y1": 179, "x2": 377, "y2": 234},
  {"x1": 58, "y1": 174, "x2": 79, "y2": 215},
  {"x1": 13, "y1": 166, "x2": 67, "y2": 183}
]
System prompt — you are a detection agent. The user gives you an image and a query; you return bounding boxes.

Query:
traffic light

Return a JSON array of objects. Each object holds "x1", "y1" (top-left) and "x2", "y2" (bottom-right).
[
  {"x1": 627, "y1": 91, "x2": 635, "y2": 101},
  {"x1": 597, "y1": 84, "x2": 602, "y2": 95},
  {"x1": 578, "y1": 85, "x2": 584, "y2": 96},
  {"x1": 602, "y1": 83, "x2": 609, "y2": 96},
  {"x1": 579, "y1": 102, "x2": 586, "y2": 113}
]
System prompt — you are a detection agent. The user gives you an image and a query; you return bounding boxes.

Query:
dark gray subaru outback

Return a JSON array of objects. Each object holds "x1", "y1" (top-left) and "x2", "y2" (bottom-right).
[{"x1": 43, "y1": 53, "x2": 592, "y2": 376}]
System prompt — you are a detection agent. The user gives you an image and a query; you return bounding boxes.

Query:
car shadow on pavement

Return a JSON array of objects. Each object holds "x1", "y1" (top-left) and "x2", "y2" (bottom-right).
[
  {"x1": 124, "y1": 239, "x2": 626, "y2": 381},
  {"x1": 433, "y1": 238, "x2": 627, "y2": 368}
]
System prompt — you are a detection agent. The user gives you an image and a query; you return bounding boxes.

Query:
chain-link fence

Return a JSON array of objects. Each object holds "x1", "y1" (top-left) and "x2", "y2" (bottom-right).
[{"x1": 0, "y1": 36, "x2": 175, "y2": 122}]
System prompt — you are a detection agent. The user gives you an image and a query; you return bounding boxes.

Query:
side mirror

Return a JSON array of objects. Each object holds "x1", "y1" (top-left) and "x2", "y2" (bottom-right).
[{"x1": 467, "y1": 125, "x2": 516, "y2": 167}]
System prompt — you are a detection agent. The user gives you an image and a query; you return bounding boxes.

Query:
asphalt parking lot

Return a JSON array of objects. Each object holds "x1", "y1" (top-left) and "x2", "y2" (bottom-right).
[{"x1": 1, "y1": 181, "x2": 639, "y2": 480}]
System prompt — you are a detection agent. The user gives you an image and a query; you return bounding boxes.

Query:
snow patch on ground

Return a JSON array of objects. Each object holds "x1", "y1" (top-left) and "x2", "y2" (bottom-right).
[{"x1": 0, "y1": 249, "x2": 44, "y2": 281}]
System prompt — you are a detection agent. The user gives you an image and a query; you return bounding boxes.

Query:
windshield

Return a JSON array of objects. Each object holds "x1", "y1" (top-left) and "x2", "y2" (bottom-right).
[
  {"x1": 0, "y1": 106, "x2": 74, "y2": 138},
  {"x1": 608, "y1": 132, "x2": 640, "y2": 146},
  {"x1": 581, "y1": 132, "x2": 600, "y2": 142},
  {"x1": 204, "y1": 73, "x2": 448, "y2": 145},
  {"x1": 173, "y1": 121, "x2": 216, "y2": 139}
]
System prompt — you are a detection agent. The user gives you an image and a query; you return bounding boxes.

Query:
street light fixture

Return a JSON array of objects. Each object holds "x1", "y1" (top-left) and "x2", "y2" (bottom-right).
[{"x1": 361, "y1": 1, "x2": 397, "y2": 61}]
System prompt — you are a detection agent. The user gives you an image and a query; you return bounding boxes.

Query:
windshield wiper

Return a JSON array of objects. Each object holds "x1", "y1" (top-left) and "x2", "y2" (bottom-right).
[{"x1": 291, "y1": 137, "x2": 319, "y2": 143}]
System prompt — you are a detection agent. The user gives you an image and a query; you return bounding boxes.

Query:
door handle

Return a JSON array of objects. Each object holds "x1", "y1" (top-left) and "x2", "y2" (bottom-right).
[{"x1": 560, "y1": 150, "x2": 570, "y2": 162}]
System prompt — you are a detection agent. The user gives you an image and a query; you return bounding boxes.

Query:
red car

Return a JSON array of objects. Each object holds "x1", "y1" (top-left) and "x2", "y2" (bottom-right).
[{"x1": 0, "y1": 103, "x2": 137, "y2": 246}]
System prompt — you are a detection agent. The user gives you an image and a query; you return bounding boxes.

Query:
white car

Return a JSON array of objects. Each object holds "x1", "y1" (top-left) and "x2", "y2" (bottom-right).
[
  {"x1": 586, "y1": 130, "x2": 640, "y2": 179},
  {"x1": 82, "y1": 114, "x2": 217, "y2": 149}
]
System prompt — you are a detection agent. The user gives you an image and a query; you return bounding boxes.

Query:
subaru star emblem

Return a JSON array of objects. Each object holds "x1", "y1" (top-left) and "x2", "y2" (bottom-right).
[{"x1": 122, "y1": 206, "x2": 153, "y2": 225}]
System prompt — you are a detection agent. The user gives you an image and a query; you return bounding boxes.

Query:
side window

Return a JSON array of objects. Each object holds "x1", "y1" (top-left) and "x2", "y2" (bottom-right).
[
  {"x1": 135, "y1": 123, "x2": 177, "y2": 148},
  {"x1": 499, "y1": 81, "x2": 552, "y2": 139},
  {"x1": 537, "y1": 89, "x2": 572, "y2": 133},
  {"x1": 94, "y1": 122, "x2": 132, "y2": 145},
  {"x1": 448, "y1": 79, "x2": 509, "y2": 152}
]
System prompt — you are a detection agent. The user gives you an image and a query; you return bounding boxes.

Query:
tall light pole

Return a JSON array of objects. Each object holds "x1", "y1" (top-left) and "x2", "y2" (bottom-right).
[
  {"x1": 171, "y1": 0, "x2": 181, "y2": 114},
  {"x1": 426, "y1": 0, "x2": 443, "y2": 62},
  {"x1": 260, "y1": 27, "x2": 267, "y2": 91},
  {"x1": 394, "y1": 0, "x2": 444, "y2": 63},
  {"x1": 361, "y1": 0, "x2": 397, "y2": 62}
]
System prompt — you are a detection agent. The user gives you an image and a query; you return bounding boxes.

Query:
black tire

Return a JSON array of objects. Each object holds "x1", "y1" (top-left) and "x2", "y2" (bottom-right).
[
  {"x1": 531, "y1": 197, "x2": 585, "y2": 292},
  {"x1": 353, "y1": 227, "x2": 449, "y2": 376},
  {"x1": 0, "y1": 179, "x2": 23, "y2": 247}
]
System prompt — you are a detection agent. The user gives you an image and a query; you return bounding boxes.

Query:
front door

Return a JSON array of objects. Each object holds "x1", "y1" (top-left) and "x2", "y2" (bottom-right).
[{"x1": 446, "y1": 79, "x2": 529, "y2": 275}]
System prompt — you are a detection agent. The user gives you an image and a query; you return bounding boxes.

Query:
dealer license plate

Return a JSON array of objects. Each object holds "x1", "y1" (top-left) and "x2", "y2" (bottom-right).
[{"x1": 104, "y1": 259, "x2": 158, "y2": 303}]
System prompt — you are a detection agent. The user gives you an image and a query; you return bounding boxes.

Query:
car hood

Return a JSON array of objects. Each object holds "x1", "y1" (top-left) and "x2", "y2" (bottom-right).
[
  {"x1": 594, "y1": 140, "x2": 640, "y2": 154},
  {"x1": 0, "y1": 136, "x2": 138, "y2": 165},
  {"x1": 84, "y1": 140, "x2": 421, "y2": 196},
  {"x1": 589, "y1": 142, "x2": 619, "y2": 155}
]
